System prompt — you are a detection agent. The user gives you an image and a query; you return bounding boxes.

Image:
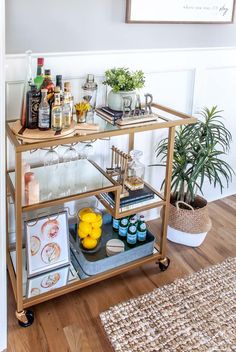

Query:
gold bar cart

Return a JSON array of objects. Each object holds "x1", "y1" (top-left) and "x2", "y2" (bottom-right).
[{"x1": 6, "y1": 103, "x2": 196, "y2": 326}]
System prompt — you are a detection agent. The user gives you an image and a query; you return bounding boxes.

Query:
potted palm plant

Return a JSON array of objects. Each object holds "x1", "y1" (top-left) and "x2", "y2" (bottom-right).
[
  {"x1": 103, "y1": 67, "x2": 145, "y2": 111},
  {"x1": 154, "y1": 106, "x2": 233, "y2": 247}
]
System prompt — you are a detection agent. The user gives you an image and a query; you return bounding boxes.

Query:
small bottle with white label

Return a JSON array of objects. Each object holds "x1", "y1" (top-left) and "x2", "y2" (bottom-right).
[
  {"x1": 51, "y1": 87, "x2": 63, "y2": 131},
  {"x1": 112, "y1": 217, "x2": 120, "y2": 232}
]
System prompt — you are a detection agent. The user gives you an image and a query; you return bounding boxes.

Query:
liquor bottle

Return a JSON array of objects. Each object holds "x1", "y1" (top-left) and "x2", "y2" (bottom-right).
[
  {"x1": 20, "y1": 50, "x2": 33, "y2": 127},
  {"x1": 56, "y1": 75, "x2": 63, "y2": 102},
  {"x1": 41, "y1": 69, "x2": 55, "y2": 100},
  {"x1": 137, "y1": 215, "x2": 147, "y2": 242},
  {"x1": 63, "y1": 91, "x2": 72, "y2": 128},
  {"x1": 64, "y1": 82, "x2": 74, "y2": 115},
  {"x1": 38, "y1": 89, "x2": 50, "y2": 130},
  {"x1": 26, "y1": 85, "x2": 41, "y2": 129},
  {"x1": 112, "y1": 217, "x2": 120, "y2": 232},
  {"x1": 118, "y1": 217, "x2": 129, "y2": 239},
  {"x1": 126, "y1": 218, "x2": 137, "y2": 248},
  {"x1": 34, "y1": 57, "x2": 44, "y2": 90},
  {"x1": 51, "y1": 87, "x2": 63, "y2": 131}
]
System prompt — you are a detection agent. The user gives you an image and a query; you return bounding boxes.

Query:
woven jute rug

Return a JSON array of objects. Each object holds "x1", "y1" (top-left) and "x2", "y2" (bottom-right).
[{"x1": 100, "y1": 258, "x2": 236, "y2": 352}]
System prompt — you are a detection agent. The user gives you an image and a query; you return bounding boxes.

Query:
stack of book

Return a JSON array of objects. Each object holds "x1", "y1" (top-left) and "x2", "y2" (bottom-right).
[
  {"x1": 101, "y1": 184, "x2": 157, "y2": 212},
  {"x1": 96, "y1": 107, "x2": 146, "y2": 123}
]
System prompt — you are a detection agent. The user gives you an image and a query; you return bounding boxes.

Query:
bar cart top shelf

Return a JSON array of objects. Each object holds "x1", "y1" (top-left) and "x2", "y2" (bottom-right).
[{"x1": 6, "y1": 103, "x2": 197, "y2": 152}]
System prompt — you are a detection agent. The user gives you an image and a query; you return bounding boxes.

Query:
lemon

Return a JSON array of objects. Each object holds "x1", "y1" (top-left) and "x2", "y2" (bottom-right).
[
  {"x1": 78, "y1": 228, "x2": 88, "y2": 239},
  {"x1": 81, "y1": 212, "x2": 97, "y2": 223},
  {"x1": 92, "y1": 218, "x2": 103, "y2": 229},
  {"x1": 82, "y1": 236, "x2": 98, "y2": 249},
  {"x1": 90, "y1": 227, "x2": 102, "y2": 239},
  {"x1": 78, "y1": 208, "x2": 93, "y2": 220},
  {"x1": 79, "y1": 221, "x2": 92, "y2": 235}
]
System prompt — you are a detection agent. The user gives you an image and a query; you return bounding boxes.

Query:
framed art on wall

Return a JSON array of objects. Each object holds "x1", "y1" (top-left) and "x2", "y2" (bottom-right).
[
  {"x1": 25, "y1": 211, "x2": 70, "y2": 277},
  {"x1": 126, "y1": 0, "x2": 235, "y2": 23}
]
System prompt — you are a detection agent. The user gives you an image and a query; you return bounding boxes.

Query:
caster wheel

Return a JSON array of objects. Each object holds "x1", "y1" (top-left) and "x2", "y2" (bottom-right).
[
  {"x1": 159, "y1": 257, "x2": 170, "y2": 272},
  {"x1": 16, "y1": 310, "x2": 34, "y2": 327}
]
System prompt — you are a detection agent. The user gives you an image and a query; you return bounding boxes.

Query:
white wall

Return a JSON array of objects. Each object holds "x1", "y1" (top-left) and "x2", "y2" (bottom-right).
[
  {"x1": 6, "y1": 47, "x2": 236, "y2": 203},
  {"x1": 0, "y1": 0, "x2": 7, "y2": 349},
  {"x1": 5, "y1": 0, "x2": 236, "y2": 54}
]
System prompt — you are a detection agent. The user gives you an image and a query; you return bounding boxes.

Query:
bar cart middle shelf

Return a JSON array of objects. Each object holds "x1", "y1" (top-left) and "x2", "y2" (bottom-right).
[{"x1": 6, "y1": 103, "x2": 197, "y2": 326}]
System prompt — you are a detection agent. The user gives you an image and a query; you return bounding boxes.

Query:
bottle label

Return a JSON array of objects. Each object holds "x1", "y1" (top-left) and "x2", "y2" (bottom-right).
[
  {"x1": 137, "y1": 230, "x2": 147, "y2": 242},
  {"x1": 52, "y1": 112, "x2": 62, "y2": 128},
  {"x1": 128, "y1": 225, "x2": 136, "y2": 234},
  {"x1": 127, "y1": 233, "x2": 137, "y2": 245},
  {"x1": 113, "y1": 218, "x2": 119, "y2": 229},
  {"x1": 139, "y1": 223, "x2": 147, "y2": 231},
  {"x1": 63, "y1": 111, "x2": 71, "y2": 127},
  {"x1": 120, "y1": 218, "x2": 128, "y2": 226},
  {"x1": 119, "y1": 226, "x2": 128, "y2": 237},
  {"x1": 38, "y1": 110, "x2": 50, "y2": 128}
]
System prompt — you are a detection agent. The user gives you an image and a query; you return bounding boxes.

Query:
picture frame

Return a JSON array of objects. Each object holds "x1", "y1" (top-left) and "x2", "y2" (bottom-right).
[
  {"x1": 25, "y1": 211, "x2": 70, "y2": 277},
  {"x1": 126, "y1": 0, "x2": 235, "y2": 24},
  {"x1": 27, "y1": 265, "x2": 70, "y2": 298}
]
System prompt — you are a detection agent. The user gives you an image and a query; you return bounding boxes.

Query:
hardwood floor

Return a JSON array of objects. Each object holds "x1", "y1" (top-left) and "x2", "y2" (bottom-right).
[{"x1": 7, "y1": 195, "x2": 236, "y2": 352}]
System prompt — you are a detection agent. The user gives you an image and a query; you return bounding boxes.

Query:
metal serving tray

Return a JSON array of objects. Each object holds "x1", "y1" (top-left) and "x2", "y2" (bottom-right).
[{"x1": 69, "y1": 223, "x2": 155, "y2": 276}]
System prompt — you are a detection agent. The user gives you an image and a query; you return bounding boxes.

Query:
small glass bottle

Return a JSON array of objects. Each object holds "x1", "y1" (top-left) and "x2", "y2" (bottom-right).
[
  {"x1": 82, "y1": 74, "x2": 98, "y2": 112},
  {"x1": 20, "y1": 50, "x2": 33, "y2": 127},
  {"x1": 126, "y1": 150, "x2": 145, "y2": 191},
  {"x1": 26, "y1": 84, "x2": 41, "y2": 129},
  {"x1": 112, "y1": 217, "x2": 120, "y2": 232},
  {"x1": 137, "y1": 215, "x2": 147, "y2": 242},
  {"x1": 51, "y1": 87, "x2": 63, "y2": 131},
  {"x1": 38, "y1": 88, "x2": 50, "y2": 130},
  {"x1": 126, "y1": 218, "x2": 137, "y2": 248},
  {"x1": 34, "y1": 57, "x2": 44, "y2": 90},
  {"x1": 63, "y1": 91, "x2": 72, "y2": 128},
  {"x1": 118, "y1": 217, "x2": 129, "y2": 240},
  {"x1": 64, "y1": 82, "x2": 74, "y2": 116}
]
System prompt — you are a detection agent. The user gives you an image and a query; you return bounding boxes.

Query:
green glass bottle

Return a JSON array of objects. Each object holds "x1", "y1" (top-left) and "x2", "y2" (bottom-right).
[
  {"x1": 126, "y1": 218, "x2": 137, "y2": 248},
  {"x1": 34, "y1": 58, "x2": 44, "y2": 90},
  {"x1": 112, "y1": 217, "x2": 120, "y2": 232},
  {"x1": 118, "y1": 217, "x2": 129, "y2": 239},
  {"x1": 137, "y1": 215, "x2": 147, "y2": 242}
]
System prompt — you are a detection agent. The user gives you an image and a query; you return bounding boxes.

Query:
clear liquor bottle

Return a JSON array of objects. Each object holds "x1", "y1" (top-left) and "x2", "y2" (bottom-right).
[
  {"x1": 20, "y1": 50, "x2": 33, "y2": 127},
  {"x1": 64, "y1": 82, "x2": 74, "y2": 116},
  {"x1": 38, "y1": 89, "x2": 50, "y2": 130},
  {"x1": 51, "y1": 87, "x2": 63, "y2": 131},
  {"x1": 63, "y1": 91, "x2": 72, "y2": 128}
]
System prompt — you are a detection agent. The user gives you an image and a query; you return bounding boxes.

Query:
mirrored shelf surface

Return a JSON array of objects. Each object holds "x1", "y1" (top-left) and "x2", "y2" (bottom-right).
[{"x1": 8, "y1": 159, "x2": 115, "y2": 207}]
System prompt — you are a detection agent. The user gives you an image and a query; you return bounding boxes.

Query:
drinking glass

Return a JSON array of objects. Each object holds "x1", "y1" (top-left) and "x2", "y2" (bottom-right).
[
  {"x1": 61, "y1": 145, "x2": 78, "y2": 196},
  {"x1": 42, "y1": 147, "x2": 60, "y2": 200}
]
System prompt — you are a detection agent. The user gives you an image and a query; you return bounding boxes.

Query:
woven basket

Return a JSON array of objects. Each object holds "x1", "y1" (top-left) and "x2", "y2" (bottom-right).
[{"x1": 168, "y1": 195, "x2": 212, "y2": 234}]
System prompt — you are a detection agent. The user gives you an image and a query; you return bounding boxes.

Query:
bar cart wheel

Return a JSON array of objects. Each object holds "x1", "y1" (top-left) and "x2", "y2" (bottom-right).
[
  {"x1": 16, "y1": 310, "x2": 34, "y2": 327},
  {"x1": 158, "y1": 257, "x2": 170, "y2": 271}
]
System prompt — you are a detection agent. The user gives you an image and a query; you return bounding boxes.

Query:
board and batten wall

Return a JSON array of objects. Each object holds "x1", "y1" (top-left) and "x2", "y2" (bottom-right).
[
  {"x1": 5, "y1": 0, "x2": 236, "y2": 54},
  {"x1": 6, "y1": 47, "x2": 236, "y2": 207}
]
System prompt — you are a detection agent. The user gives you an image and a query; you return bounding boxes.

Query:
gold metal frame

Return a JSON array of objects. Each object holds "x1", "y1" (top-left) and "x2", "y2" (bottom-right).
[{"x1": 6, "y1": 103, "x2": 197, "y2": 315}]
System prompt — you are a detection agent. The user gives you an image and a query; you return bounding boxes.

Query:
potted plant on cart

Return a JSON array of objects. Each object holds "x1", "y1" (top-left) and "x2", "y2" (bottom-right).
[
  {"x1": 103, "y1": 67, "x2": 145, "y2": 111},
  {"x1": 153, "y1": 106, "x2": 234, "y2": 247}
]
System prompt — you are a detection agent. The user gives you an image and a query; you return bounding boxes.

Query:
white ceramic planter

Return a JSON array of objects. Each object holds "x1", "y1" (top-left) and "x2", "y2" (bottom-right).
[
  {"x1": 107, "y1": 90, "x2": 137, "y2": 111},
  {"x1": 167, "y1": 226, "x2": 208, "y2": 247}
]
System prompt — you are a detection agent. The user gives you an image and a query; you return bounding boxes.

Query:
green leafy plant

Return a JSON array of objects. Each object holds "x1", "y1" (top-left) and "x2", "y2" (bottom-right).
[
  {"x1": 154, "y1": 106, "x2": 234, "y2": 206},
  {"x1": 103, "y1": 67, "x2": 145, "y2": 92}
]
